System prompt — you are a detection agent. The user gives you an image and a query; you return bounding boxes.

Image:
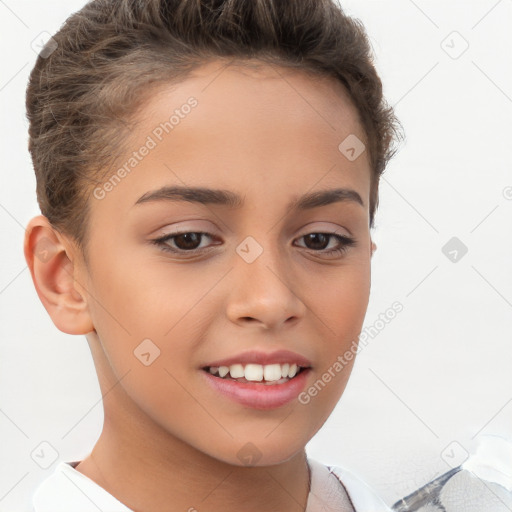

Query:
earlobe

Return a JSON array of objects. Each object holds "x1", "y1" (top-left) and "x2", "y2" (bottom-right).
[
  {"x1": 371, "y1": 240, "x2": 377, "y2": 257},
  {"x1": 24, "y1": 215, "x2": 94, "y2": 335}
]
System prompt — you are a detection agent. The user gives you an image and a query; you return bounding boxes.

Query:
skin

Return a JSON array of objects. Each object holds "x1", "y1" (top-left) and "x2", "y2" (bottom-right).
[{"x1": 25, "y1": 59, "x2": 377, "y2": 511}]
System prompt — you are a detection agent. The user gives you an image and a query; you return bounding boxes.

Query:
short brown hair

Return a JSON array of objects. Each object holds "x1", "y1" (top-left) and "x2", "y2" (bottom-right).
[{"x1": 26, "y1": 0, "x2": 403, "y2": 254}]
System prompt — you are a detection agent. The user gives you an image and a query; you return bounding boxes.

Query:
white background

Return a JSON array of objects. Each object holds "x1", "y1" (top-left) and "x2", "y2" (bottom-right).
[{"x1": 1, "y1": 0, "x2": 511, "y2": 510}]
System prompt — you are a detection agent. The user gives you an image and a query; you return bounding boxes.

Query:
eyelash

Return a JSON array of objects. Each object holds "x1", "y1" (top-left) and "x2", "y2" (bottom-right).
[{"x1": 151, "y1": 231, "x2": 356, "y2": 257}]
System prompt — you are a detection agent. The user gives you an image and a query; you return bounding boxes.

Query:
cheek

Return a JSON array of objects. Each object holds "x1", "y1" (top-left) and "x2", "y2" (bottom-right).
[
  {"x1": 84, "y1": 250, "x2": 212, "y2": 384},
  {"x1": 83, "y1": 255, "x2": 205, "y2": 428},
  {"x1": 315, "y1": 261, "x2": 371, "y2": 347},
  {"x1": 83, "y1": 250, "x2": 164, "y2": 374},
  {"x1": 303, "y1": 265, "x2": 369, "y2": 409},
  {"x1": 87, "y1": 249, "x2": 189, "y2": 337}
]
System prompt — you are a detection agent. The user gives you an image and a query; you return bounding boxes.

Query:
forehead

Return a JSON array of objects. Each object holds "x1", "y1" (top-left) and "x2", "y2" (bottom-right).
[
  {"x1": 140, "y1": 59, "x2": 367, "y2": 151},
  {"x1": 90, "y1": 59, "x2": 371, "y2": 221}
]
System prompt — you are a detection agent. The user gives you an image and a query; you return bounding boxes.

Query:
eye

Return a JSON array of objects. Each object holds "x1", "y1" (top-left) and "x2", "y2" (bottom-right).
[
  {"x1": 151, "y1": 231, "x2": 356, "y2": 257},
  {"x1": 152, "y1": 231, "x2": 217, "y2": 254},
  {"x1": 294, "y1": 233, "x2": 356, "y2": 257}
]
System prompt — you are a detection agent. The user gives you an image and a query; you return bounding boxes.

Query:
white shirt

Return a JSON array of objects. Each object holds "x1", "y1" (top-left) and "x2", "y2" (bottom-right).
[{"x1": 32, "y1": 458, "x2": 392, "y2": 512}]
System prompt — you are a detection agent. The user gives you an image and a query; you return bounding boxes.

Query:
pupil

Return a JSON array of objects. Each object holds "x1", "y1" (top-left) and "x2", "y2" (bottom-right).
[
  {"x1": 306, "y1": 233, "x2": 328, "y2": 250},
  {"x1": 176, "y1": 233, "x2": 200, "y2": 250}
]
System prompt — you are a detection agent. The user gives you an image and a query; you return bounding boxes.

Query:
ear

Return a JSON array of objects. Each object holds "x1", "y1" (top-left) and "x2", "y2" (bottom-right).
[
  {"x1": 24, "y1": 215, "x2": 94, "y2": 335},
  {"x1": 371, "y1": 240, "x2": 377, "y2": 258}
]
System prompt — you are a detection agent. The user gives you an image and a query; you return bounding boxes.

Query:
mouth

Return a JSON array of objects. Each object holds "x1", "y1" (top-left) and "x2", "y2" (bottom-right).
[
  {"x1": 200, "y1": 351, "x2": 313, "y2": 409},
  {"x1": 202, "y1": 363, "x2": 310, "y2": 385}
]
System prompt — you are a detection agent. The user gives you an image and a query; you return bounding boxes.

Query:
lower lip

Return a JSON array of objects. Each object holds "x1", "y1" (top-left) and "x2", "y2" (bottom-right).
[{"x1": 201, "y1": 369, "x2": 311, "y2": 410}]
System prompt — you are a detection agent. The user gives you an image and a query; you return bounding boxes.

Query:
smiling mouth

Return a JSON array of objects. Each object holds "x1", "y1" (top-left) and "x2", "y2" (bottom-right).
[{"x1": 202, "y1": 363, "x2": 309, "y2": 385}]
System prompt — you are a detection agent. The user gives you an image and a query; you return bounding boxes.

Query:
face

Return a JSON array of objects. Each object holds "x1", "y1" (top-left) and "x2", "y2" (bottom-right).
[{"x1": 77, "y1": 60, "x2": 373, "y2": 466}]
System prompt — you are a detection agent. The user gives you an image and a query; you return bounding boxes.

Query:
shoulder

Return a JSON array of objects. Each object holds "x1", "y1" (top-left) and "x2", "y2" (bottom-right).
[
  {"x1": 32, "y1": 461, "x2": 133, "y2": 512},
  {"x1": 327, "y1": 463, "x2": 393, "y2": 512}
]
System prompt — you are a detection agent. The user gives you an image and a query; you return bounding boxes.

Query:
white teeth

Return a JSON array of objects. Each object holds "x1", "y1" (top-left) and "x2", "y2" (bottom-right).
[
  {"x1": 264, "y1": 364, "x2": 283, "y2": 382},
  {"x1": 207, "y1": 363, "x2": 305, "y2": 382},
  {"x1": 218, "y1": 366, "x2": 229, "y2": 378},
  {"x1": 288, "y1": 363, "x2": 298, "y2": 378},
  {"x1": 229, "y1": 364, "x2": 245, "y2": 379},
  {"x1": 244, "y1": 364, "x2": 264, "y2": 381}
]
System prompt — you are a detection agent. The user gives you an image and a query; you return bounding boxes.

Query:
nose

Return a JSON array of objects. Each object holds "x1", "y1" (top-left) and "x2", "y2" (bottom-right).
[{"x1": 225, "y1": 237, "x2": 306, "y2": 330}]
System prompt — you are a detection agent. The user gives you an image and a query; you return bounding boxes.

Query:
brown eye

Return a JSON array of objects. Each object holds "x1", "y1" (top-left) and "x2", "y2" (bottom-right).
[
  {"x1": 152, "y1": 232, "x2": 216, "y2": 254},
  {"x1": 172, "y1": 233, "x2": 203, "y2": 250},
  {"x1": 302, "y1": 233, "x2": 330, "y2": 250},
  {"x1": 151, "y1": 231, "x2": 355, "y2": 258},
  {"x1": 295, "y1": 233, "x2": 356, "y2": 256}
]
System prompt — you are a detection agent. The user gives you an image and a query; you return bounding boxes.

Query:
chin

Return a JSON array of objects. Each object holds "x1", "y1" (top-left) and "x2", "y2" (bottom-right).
[{"x1": 201, "y1": 436, "x2": 308, "y2": 468}]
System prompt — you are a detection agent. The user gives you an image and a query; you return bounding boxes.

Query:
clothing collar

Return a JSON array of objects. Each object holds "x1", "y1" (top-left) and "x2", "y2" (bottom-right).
[{"x1": 32, "y1": 457, "x2": 390, "y2": 511}]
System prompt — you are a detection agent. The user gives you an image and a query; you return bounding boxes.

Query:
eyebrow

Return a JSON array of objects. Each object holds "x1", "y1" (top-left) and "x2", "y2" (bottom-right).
[{"x1": 134, "y1": 185, "x2": 364, "y2": 211}]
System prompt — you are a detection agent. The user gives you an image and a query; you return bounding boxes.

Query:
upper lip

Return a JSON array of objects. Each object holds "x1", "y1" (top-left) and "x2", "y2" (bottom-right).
[{"x1": 203, "y1": 349, "x2": 312, "y2": 369}]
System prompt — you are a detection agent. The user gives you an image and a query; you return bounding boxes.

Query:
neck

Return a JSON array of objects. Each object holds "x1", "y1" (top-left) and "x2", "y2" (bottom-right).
[{"x1": 76, "y1": 410, "x2": 310, "y2": 512}]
